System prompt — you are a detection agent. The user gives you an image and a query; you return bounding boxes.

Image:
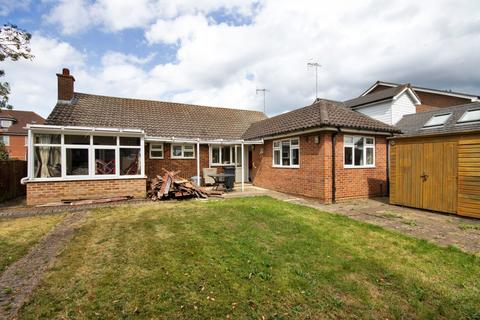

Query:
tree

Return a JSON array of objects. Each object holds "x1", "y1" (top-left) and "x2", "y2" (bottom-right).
[
  {"x1": 0, "y1": 141, "x2": 9, "y2": 160},
  {"x1": 0, "y1": 24, "x2": 33, "y2": 110}
]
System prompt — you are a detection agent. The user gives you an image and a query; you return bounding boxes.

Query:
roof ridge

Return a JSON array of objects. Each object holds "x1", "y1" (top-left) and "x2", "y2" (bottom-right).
[{"x1": 74, "y1": 92, "x2": 266, "y2": 115}]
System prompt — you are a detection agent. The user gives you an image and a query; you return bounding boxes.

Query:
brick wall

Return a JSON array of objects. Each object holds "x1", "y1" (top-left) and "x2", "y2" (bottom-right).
[
  {"x1": 145, "y1": 143, "x2": 226, "y2": 181},
  {"x1": 3, "y1": 135, "x2": 27, "y2": 160},
  {"x1": 251, "y1": 133, "x2": 326, "y2": 199},
  {"x1": 251, "y1": 132, "x2": 388, "y2": 202},
  {"x1": 26, "y1": 178, "x2": 146, "y2": 206}
]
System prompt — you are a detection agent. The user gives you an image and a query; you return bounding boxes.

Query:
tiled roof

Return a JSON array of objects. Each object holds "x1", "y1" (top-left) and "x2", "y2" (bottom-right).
[
  {"x1": 242, "y1": 99, "x2": 400, "y2": 140},
  {"x1": 344, "y1": 84, "x2": 411, "y2": 108},
  {"x1": 0, "y1": 110, "x2": 45, "y2": 135},
  {"x1": 395, "y1": 102, "x2": 480, "y2": 138},
  {"x1": 46, "y1": 93, "x2": 267, "y2": 140}
]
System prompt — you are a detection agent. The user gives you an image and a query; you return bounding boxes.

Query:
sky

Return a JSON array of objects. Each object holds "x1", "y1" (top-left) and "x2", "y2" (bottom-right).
[{"x1": 1, "y1": 0, "x2": 480, "y2": 118}]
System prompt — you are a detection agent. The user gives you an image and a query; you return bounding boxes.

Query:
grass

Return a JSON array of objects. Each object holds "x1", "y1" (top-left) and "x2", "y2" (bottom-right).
[
  {"x1": 0, "y1": 214, "x2": 64, "y2": 272},
  {"x1": 458, "y1": 223, "x2": 480, "y2": 231},
  {"x1": 19, "y1": 197, "x2": 480, "y2": 319}
]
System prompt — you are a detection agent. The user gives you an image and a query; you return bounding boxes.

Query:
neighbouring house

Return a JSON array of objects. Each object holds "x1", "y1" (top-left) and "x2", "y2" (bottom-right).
[
  {"x1": 345, "y1": 81, "x2": 480, "y2": 125},
  {"x1": 24, "y1": 68, "x2": 399, "y2": 205},
  {"x1": 390, "y1": 103, "x2": 480, "y2": 218},
  {"x1": 0, "y1": 110, "x2": 45, "y2": 160}
]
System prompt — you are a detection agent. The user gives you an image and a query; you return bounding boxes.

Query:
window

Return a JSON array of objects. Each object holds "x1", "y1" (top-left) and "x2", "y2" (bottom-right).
[
  {"x1": 33, "y1": 134, "x2": 61, "y2": 178},
  {"x1": 210, "y1": 145, "x2": 236, "y2": 165},
  {"x1": 344, "y1": 136, "x2": 375, "y2": 168},
  {"x1": 423, "y1": 113, "x2": 452, "y2": 128},
  {"x1": 149, "y1": 143, "x2": 164, "y2": 159},
  {"x1": 31, "y1": 133, "x2": 143, "y2": 180},
  {"x1": 171, "y1": 144, "x2": 195, "y2": 159},
  {"x1": 1, "y1": 120, "x2": 12, "y2": 128},
  {"x1": 458, "y1": 109, "x2": 480, "y2": 124},
  {"x1": 0, "y1": 135, "x2": 10, "y2": 146},
  {"x1": 273, "y1": 138, "x2": 299, "y2": 168}
]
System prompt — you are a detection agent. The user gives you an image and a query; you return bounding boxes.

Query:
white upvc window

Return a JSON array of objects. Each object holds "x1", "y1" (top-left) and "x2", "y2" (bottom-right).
[
  {"x1": 344, "y1": 135, "x2": 375, "y2": 168},
  {"x1": 171, "y1": 143, "x2": 195, "y2": 159},
  {"x1": 149, "y1": 143, "x2": 164, "y2": 159},
  {"x1": 272, "y1": 137, "x2": 299, "y2": 168},
  {"x1": 210, "y1": 145, "x2": 235, "y2": 166},
  {"x1": 31, "y1": 133, "x2": 143, "y2": 180},
  {"x1": 0, "y1": 135, "x2": 10, "y2": 146},
  {"x1": 0, "y1": 120, "x2": 12, "y2": 128}
]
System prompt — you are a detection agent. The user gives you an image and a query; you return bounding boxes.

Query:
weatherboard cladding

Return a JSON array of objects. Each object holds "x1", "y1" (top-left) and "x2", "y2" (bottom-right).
[
  {"x1": 242, "y1": 99, "x2": 399, "y2": 140},
  {"x1": 395, "y1": 102, "x2": 480, "y2": 137}
]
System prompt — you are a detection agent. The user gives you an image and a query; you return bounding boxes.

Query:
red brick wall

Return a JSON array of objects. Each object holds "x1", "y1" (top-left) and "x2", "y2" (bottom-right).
[
  {"x1": 145, "y1": 143, "x2": 225, "y2": 181},
  {"x1": 251, "y1": 132, "x2": 388, "y2": 202},
  {"x1": 251, "y1": 133, "x2": 325, "y2": 199},
  {"x1": 26, "y1": 178, "x2": 146, "y2": 206},
  {"x1": 2, "y1": 135, "x2": 27, "y2": 160}
]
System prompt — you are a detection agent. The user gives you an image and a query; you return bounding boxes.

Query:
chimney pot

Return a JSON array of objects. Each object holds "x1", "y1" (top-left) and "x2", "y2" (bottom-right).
[{"x1": 62, "y1": 68, "x2": 70, "y2": 76}]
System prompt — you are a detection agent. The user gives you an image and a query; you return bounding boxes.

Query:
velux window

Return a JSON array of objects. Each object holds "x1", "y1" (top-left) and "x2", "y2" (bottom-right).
[
  {"x1": 344, "y1": 136, "x2": 375, "y2": 168},
  {"x1": 458, "y1": 109, "x2": 480, "y2": 124},
  {"x1": 273, "y1": 138, "x2": 299, "y2": 168},
  {"x1": 423, "y1": 113, "x2": 451, "y2": 128}
]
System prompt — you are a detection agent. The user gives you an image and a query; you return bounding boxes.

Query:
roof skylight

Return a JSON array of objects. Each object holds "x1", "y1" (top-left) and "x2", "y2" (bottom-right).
[
  {"x1": 458, "y1": 109, "x2": 480, "y2": 124},
  {"x1": 423, "y1": 113, "x2": 452, "y2": 128}
]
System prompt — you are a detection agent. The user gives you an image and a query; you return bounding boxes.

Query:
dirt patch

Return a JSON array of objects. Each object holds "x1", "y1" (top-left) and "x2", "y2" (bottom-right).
[{"x1": 0, "y1": 211, "x2": 89, "y2": 319}]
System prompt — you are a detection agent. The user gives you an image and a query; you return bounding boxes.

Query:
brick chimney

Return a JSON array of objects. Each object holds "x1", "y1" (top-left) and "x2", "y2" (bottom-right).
[{"x1": 57, "y1": 68, "x2": 75, "y2": 101}]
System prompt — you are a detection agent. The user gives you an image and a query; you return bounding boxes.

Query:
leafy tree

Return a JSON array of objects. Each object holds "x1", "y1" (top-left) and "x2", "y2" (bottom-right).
[
  {"x1": 0, "y1": 141, "x2": 9, "y2": 160},
  {"x1": 0, "y1": 24, "x2": 33, "y2": 110}
]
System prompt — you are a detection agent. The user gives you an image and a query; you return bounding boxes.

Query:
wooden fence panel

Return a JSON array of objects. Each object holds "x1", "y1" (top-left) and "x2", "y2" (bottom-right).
[{"x1": 0, "y1": 160, "x2": 27, "y2": 202}]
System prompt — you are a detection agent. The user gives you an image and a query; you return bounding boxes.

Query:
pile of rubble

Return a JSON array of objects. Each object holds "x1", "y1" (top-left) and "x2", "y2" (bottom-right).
[{"x1": 148, "y1": 170, "x2": 222, "y2": 200}]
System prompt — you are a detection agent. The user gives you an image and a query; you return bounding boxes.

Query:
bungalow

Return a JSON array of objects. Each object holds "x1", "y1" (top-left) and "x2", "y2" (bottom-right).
[{"x1": 24, "y1": 69, "x2": 399, "y2": 205}]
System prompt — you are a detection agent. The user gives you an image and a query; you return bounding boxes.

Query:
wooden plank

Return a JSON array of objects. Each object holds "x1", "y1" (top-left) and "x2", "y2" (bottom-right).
[{"x1": 458, "y1": 138, "x2": 480, "y2": 145}]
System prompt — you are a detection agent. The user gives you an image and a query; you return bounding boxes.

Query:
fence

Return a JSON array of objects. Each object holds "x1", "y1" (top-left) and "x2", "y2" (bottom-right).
[{"x1": 0, "y1": 160, "x2": 27, "y2": 202}]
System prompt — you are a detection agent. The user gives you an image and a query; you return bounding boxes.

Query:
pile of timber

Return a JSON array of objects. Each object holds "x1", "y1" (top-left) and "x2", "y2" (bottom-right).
[{"x1": 148, "y1": 169, "x2": 221, "y2": 200}]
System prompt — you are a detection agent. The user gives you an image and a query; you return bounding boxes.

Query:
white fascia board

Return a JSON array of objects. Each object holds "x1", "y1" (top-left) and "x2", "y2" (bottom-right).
[
  {"x1": 145, "y1": 136, "x2": 263, "y2": 145},
  {"x1": 393, "y1": 88, "x2": 421, "y2": 105},
  {"x1": 339, "y1": 128, "x2": 394, "y2": 136},
  {"x1": 25, "y1": 124, "x2": 144, "y2": 135}
]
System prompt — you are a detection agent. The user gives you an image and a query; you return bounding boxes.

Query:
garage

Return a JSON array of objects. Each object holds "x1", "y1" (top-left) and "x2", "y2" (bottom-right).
[{"x1": 390, "y1": 104, "x2": 480, "y2": 218}]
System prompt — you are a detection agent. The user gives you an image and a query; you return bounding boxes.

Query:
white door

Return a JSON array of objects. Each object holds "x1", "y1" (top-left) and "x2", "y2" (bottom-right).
[{"x1": 235, "y1": 145, "x2": 242, "y2": 182}]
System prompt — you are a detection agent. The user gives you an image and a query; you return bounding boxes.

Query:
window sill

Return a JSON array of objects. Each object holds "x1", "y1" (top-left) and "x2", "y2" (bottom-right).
[
  {"x1": 149, "y1": 157, "x2": 164, "y2": 160},
  {"x1": 171, "y1": 157, "x2": 196, "y2": 160},
  {"x1": 27, "y1": 175, "x2": 147, "y2": 183},
  {"x1": 210, "y1": 163, "x2": 238, "y2": 167},
  {"x1": 272, "y1": 165, "x2": 300, "y2": 169},
  {"x1": 343, "y1": 165, "x2": 376, "y2": 169}
]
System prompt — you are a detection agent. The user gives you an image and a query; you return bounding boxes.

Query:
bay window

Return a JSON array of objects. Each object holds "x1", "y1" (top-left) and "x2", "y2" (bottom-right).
[
  {"x1": 171, "y1": 144, "x2": 195, "y2": 159},
  {"x1": 31, "y1": 132, "x2": 143, "y2": 180},
  {"x1": 273, "y1": 138, "x2": 299, "y2": 168},
  {"x1": 344, "y1": 135, "x2": 375, "y2": 168}
]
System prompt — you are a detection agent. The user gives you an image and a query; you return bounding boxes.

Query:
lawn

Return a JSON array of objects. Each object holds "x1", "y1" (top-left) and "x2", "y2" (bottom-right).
[
  {"x1": 0, "y1": 214, "x2": 64, "y2": 273},
  {"x1": 20, "y1": 197, "x2": 480, "y2": 319}
]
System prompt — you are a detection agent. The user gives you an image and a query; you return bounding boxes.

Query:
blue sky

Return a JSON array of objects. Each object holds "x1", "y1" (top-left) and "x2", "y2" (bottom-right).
[{"x1": 2, "y1": 0, "x2": 480, "y2": 118}]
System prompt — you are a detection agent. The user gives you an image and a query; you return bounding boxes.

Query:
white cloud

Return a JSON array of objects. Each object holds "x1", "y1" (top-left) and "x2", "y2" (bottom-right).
[
  {"x1": 45, "y1": 0, "x2": 92, "y2": 35},
  {"x1": 6, "y1": 0, "x2": 480, "y2": 119},
  {"x1": 0, "y1": 0, "x2": 30, "y2": 16}
]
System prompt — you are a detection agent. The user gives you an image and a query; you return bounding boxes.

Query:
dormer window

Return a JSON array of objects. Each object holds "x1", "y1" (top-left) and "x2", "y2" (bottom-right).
[
  {"x1": 458, "y1": 109, "x2": 480, "y2": 124},
  {"x1": 0, "y1": 120, "x2": 13, "y2": 128},
  {"x1": 423, "y1": 113, "x2": 452, "y2": 128}
]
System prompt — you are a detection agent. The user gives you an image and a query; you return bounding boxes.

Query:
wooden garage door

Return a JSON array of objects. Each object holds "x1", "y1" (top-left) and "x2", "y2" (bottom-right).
[{"x1": 393, "y1": 141, "x2": 457, "y2": 213}]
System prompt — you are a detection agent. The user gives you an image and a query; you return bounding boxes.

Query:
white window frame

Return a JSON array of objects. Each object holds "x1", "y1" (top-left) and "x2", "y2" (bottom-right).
[
  {"x1": 209, "y1": 145, "x2": 236, "y2": 166},
  {"x1": 423, "y1": 113, "x2": 452, "y2": 128},
  {"x1": 272, "y1": 137, "x2": 300, "y2": 168},
  {"x1": 0, "y1": 135, "x2": 10, "y2": 146},
  {"x1": 149, "y1": 143, "x2": 164, "y2": 159},
  {"x1": 458, "y1": 109, "x2": 480, "y2": 124},
  {"x1": 171, "y1": 143, "x2": 195, "y2": 159},
  {"x1": 0, "y1": 120, "x2": 12, "y2": 128},
  {"x1": 344, "y1": 135, "x2": 375, "y2": 169},
  {"x1": 30, "y1": 132, "x2": 144, "y2": 182}
]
